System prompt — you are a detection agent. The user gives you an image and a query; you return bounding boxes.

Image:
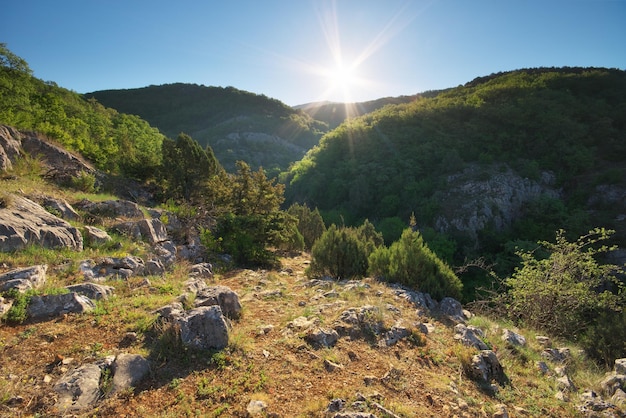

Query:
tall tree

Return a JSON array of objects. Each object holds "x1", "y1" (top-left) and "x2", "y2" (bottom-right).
[{"x1": 161, "y1": 132, "x2": 220, "y2": 202}]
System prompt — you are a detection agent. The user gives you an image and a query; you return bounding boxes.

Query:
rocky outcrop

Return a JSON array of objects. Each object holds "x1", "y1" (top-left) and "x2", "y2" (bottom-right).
[
  {"x1": 42, "y1": 197, "x2": 80, "y2": 221},
  {"x1": 0, "y1": 125, "x2": 23, "y2": 171},
  {"x1": 469, "y1": 350, "x2": 507, "y2": 387},
  {"x1": 454, "y1": 324, "x2": 489, "y2": 350},
  {"x1": 0, "y1": 265, "x2": 47, "y2": 292},
  {"x1": 435, "y1": 164, "x2": 560, "y2": 243},
  {"x1": 79, "y1": 256, "x2": 145, "y2": 280},
  {"x1": 65, "y1": 282, "x2": 114, "y2": 300},
  {"x1": 83, "y1": 225, "x2": 112, "y2": 246},
  {"x1": 76, "y1": 199, "x2": 144, "y2": 219},
  {"x1": 27, "y1": 292, "x2": 95, "y2": 319},
  {"x1": 0, "y1": 195, "x2": 83, "y2": 252}
]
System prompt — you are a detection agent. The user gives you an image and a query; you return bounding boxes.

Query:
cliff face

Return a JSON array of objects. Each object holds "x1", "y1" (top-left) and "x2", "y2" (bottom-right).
[{"x1": 434, "y1": 165, "x2": 560, "y2": 243}]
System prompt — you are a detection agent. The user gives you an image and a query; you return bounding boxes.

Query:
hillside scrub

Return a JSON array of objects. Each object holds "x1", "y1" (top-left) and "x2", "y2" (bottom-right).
[
  {"x1": 494, "y1": 228, "x2": 626, "y2": 365},
  {"x1": 368, "y1": 228, "x2": 463, "y2": 300}
]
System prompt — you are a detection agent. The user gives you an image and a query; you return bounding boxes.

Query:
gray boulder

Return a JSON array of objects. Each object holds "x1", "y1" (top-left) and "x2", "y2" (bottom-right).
[
  {"x1": 145, "y1": 258, "x2": 166, "y2": 276},
  {"x1": 0, "y1": 125, "x2": 23, "y2": 171},
  {"x1": 27, "y1": 292, "x2": 95, "y2": 319},
  {"x1": 189, "y1": 262, "x2": 213, "y2": 278},
  {"x1": 379, "y1": 322, "x2": 411, "y2": 347},
  {"x1": 305, "y1": 327, "x2": 339, "y2": 348},
  {"x1": 20, "y1": 131, "x2": 95, "y2": 183},
  {"x1": 110, "y1": 353, "x2": 151, "y2": 395},
  {"x1": 454, "y1": 324, "x2": 489, "y2": 350},
  {"x1": 54, "y1": 364, "x2": 101, "y2": 411},
  {"x1": 469, "y1": 350, "x2": 507, "y2": 386},
  {"x1": 615, "y1": 358, "x2": 626, "y2": 375},
  {"x1": 42, "y1": 197, "x2": 80, "y2": 221},
  {"x1": 195, "y1": 285, "x2": 242, "y2": 319},
  {"x1": 176, "y1": 305, "x2": 230, "y2": 350},
  {"x1": 439, "y1": 297, "x2": 468, "y2": 323},
  {"x1": 0, "y1": 265, "x2": 47, "y2": 292},
  {"x1": 83, "y1": 226, "x2": 112, "y2": 246},
  {"x1": 65, "y1": 283, "x2": 114, "y2": 300},
  {"x1": 80, "y1": 256, "x2": 146, "y2": 280},
  {"x1": 541, "y1": 347, "x2": 571, "y2": 363},
  {"x1": 0, "y1": 195, "x2": 83, "y2": 252},
  {"x1": 501, "y1": 329, "x2": 526, "y2": 347},
  {"x1": 137, "y1": 218, "x2": 168, "y2": 244}
]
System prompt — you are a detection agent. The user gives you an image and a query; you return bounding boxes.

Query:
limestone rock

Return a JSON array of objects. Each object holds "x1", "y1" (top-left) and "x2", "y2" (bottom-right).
[
  {"x1": 80, "y1": 256, "x2": 146, "y2": 280},
  {"x1": 0, "y1": 195, "x2": 83, "y2": 252},
  {"x1": 77, "y1": 199, "x2": 144, "y2": 219},
  {"x1": 502, "y1": 329, "x2": 526, "y2": 347},
  {"x1": 176, "y1": 305, "x2": 230, "y2": 350},
  {"x1": 54, "y1": 364, "x2": 101, "y2": 411},
  {"x1": 137, "y1": 218, "x2": 168, "y2": 244},
  {"x1": 379, "y1": 321, "x2": 411, "y2": 347},
  {"x1": 0, "y1": 265, "x2": 47, "y2": 292},
  {"x1": 246, "y1": 399, "x2": 268, "y2": 415},
  {"x1": 110, "y1": 353, "x2": 150, "y2": 395},
  {"x1": 195, "y1": 285, "x2": 242, "y2": 319},
  {"x1": 469, "y1": 350, "x2": 507, "y2": 386},
  {"x1": 333, "y1": 305, "x2": 384, "y2": 339},
  {"x1": 21, "y1": 131, "x2": 95, "y2": 183},
  {"x1": 189, "y1": 262, "x2": 213, "y2": 278},
  {"x1": 27, "y1": 292, "x2": 95, "y2": 319},
  {"x1": 439, "y1": 297, "x2": 468, "y2": 323},
  {"x1": 0, "y1": 125, "x2": 23, "y2": 171},
  {"x1": 601, "y1": 374, "x2": 626, "y2": 397},
  {"x1": 454, "y1": 324, "x2": 489, "y2": 350},
  {"x1": 42, "y1": 197, "x2": 80, "y2": 221},
  {"x1": 541, "y1": 347, "x2": 571, "y2": 363},
  {"x1": 65, "y1": 282, "x2": 114, "y2": 300},
  {"x1": 615, "y1": 358, "x2": 626, "y2": 375},
  {"x1": 305, "y1": 327, "x2": 339, "y2": 348},
  {"x1": 145, "y1": 258, "x2": 166, "y2": 276},
  {"x1": 83, "y1": 225, "x2": 112, "y2": 246}
]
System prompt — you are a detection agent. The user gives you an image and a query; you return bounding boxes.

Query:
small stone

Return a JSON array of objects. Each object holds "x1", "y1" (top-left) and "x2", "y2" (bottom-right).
[
  {"x1": 247, "y1": 400, "x2": 267, "y2": 415},
  {"x1": 324, "y1": 359, "x2": 344, "y2": 372},
  {"x1": 43, "y1": 375, "x2": 52, "y2": 383}
]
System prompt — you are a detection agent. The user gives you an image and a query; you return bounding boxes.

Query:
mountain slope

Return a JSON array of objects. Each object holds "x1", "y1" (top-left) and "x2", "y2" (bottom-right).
[
  {"x1": 284, "y1": 67, "x2": 626, "y2": 283},
  {"x1": 86, "y1": 84, "x2": 328, "y2": 175}
]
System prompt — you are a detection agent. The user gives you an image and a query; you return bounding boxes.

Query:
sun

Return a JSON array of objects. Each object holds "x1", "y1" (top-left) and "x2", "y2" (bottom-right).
[{"x1": 325, "y1": 62, "x2": 360, "y2": 101}]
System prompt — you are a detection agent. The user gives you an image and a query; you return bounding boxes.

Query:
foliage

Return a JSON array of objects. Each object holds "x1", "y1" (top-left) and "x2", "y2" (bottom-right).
[
  {"x1": 284, "y1": 67, "x2": 626, "y2": 286},
  {"x1": 69, "y1": 170, "x2": 97, "y2": 193},
  {"x1": 86, "y1": 83, "x2": 327, "y2": 174},
  {"x1": 286, "y1": 203, "x2": 326, "y2": 250},
  {"x1": 498, "y1": 228, "x2": 625, "y2": 364},
  {"x1": 308, "y1": 222, "x2": 382, "y2": 279},
  {"x1": 203, "y1": 161, "x2": 294, "y2": 267},
  {"x1": 161, "y1": 133, "x2": 221, "y2": 202},
  {"x1": 2, "y1": 289, "x2": 31, "y2": 323},
  {"x1": 0, "y1": 44, "x2": 165, "y2": 179},
  {"x1": 368, "y1": 228, "x2": 463, "y2": 300}
]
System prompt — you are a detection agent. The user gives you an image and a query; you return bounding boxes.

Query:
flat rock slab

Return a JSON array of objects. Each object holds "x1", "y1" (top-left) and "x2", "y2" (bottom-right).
[
  {"x1": 54, "y1": 364, "x2": 101, "y2": 411},
  {"x1": 0, "y1": 196, "x2": 83, "y2": 252},
  {"x1": 0, "y1": 265, "x2": 47, "y2": 292},
  {"x1": 27, "y1": 292, "x2": 95, "y2": 319}
]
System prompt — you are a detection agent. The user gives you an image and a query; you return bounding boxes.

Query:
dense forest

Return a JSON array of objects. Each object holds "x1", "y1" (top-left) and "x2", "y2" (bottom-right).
[{"x1": 86, "y1": 84, "x2": 327, "y2": 175}]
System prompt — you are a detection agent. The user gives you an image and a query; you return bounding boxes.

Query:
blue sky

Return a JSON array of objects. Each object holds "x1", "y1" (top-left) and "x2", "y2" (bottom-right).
[{"x1": 3, "y1": 0, "x2": 625, "y2": 106}]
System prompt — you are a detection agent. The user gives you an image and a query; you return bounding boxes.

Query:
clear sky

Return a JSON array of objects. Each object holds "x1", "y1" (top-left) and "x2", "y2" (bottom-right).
[{"x1": 3, "y1": 0, "x2": 625, "y2": 106}]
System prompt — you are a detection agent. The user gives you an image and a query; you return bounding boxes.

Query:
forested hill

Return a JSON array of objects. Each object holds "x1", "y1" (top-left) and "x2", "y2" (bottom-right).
[
  {"x1": 284, "y1": 67, "x2": 626, "y2": 280},
  {"x1": 295, "y1": 93, "x2": 428, "y2": 130},
  {"x1": 86, "y1": 84, "x2": 328, "y2": 175}
]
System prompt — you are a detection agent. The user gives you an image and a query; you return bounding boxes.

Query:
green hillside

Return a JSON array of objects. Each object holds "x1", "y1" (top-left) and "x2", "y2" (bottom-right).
[
  {"x1": 0, "y1": 44, "x2": 165, "y2": 181},
  {"x1": 284, "y1": 67, "x2": 626, "y2": 285},
  {"x1": 86, "y1": 84, "x2": 328, "y2": 175}
]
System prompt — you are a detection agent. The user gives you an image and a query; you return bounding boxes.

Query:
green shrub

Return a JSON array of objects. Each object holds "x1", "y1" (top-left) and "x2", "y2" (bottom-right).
[
  {"x1": 287, "y1": 203, "x2": 326, "y2": 250},
  {"x1": 497, "y1": 228, "x2": 625, "y2": 364},
  {"x1": 368, "y1": 228, "x2": 463, "y2": 300},
  {"x1": 308, "y1": 223, "x2": 380, "y2": 279},
  {"x1": 70, "y1": 170, "x2": 97, "y2": 193},
  {"x1": 3, "y1": 289, "x2": 31, "y2": 323}
]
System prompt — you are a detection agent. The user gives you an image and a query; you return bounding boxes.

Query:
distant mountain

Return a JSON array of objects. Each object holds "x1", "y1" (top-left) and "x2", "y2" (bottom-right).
[
  {"x1": 86, "y1": 84, "x2": 328, "y2": 175},
  {"x1": 284, "y1": 67, "x2": 626, "y2": 287},
  {"x1": 295, "y1": 93, "x2": 433, "y2": 130}
]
